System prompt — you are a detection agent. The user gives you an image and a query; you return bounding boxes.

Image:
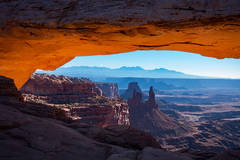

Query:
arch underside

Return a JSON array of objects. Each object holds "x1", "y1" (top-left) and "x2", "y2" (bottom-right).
[{"x1": 0, "y1": 0, "x2": 240, "y2": 88}]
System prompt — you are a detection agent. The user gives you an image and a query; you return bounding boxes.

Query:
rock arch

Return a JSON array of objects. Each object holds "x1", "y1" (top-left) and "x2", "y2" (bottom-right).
[{"x1": 0, "y1": 0, "x2": 240, "y2": 88}]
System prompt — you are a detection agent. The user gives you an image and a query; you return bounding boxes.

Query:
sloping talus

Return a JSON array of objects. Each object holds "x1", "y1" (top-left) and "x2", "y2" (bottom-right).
[{"x1": 0, "y1": 0, "x2": 240, "y2": 88}]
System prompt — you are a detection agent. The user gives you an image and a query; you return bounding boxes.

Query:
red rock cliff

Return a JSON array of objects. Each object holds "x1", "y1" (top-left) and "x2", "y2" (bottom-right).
[
  {"x1": 127, "y1": 83, "x2": 190, "y2": 137},
  {"x1": 21, "y1": 74, "x2": 130, "y2": 127}
]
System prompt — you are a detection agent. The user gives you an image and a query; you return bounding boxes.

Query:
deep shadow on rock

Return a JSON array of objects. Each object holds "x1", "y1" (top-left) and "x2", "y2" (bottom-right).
[
  {"x1": 67, "y1": 123, "x2": 161, "y2": 150},
  {"x1": 0, "y1": 75, "x2": 193, "y2": 160}
]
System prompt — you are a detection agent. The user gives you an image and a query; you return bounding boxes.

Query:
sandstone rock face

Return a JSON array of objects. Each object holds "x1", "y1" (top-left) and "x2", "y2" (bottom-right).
[
  {"x1": 108, "y1": 147, "x2": 192, "y2": 160},
  {"x1": 69, "y1": 101, "x2": 130, "y2": 128},
  {"x1": 121, "y1": 82, "x2": 144, "y2": 101},
  {"x1": 0, "y1": 101, "x2": 194, "y2": 160},
  {"x1": 68, "y1": 124, "x2": 161, "y2": 150},
  {"x1": 1, "y1": 75, "x2": 239, "y2": 160},
  {"x1": 96, "y1": 82, "x2": 120, "y2": 99},
  {"x1": 21, "y1": 74, "x2": 105, "y2": 103},
  {"x1": 0, "y1": 0, "x2": 239, "y2": 88},
  {"x1": 164, "y1": 120, "x2": 240, "y2": 152},
  {"x1": 0, "y1": 76, "x2": 23, "y2": 102},
  {"x1": 21, "y1": 74, "x2": 98, "y2": 98},
  {"x1": 146, "y1": 86, "x2": 157, "y2": 108},
  {"x1": 209, "y1": 148, "x2": 240, "y2": 160},
  {"x1": 21, "y1": 74, "x2": 130, "y2": 127},
  {"x1": 127, "y1": 83, "x2": 190, "y2": 137},
  {"x1": 0, "y1": 75, "x2": 194, "y2": 160}
]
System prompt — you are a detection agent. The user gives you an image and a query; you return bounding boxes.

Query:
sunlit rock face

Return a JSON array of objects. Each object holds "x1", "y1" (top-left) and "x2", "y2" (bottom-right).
[
  {"x1": 21, "y1": 74, "x2": 130, "y2": 127},
  {"x1": 0, "y1": 0, "x2": 240, "y2": 88},
  {"x1": 96, "y1": 82, "x2": 120, "y2": 99},
  {"x1": 21, "y1": 73, "x2": 100, "y2": 100}
]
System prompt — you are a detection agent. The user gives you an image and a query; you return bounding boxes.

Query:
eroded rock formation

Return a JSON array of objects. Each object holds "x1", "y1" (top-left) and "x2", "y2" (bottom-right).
[
  {"x1": 126, "y1": 83, "x2": 190, "y2": 137},
  {"x1": 1, "y1": 72, "x2": 240, "y2": 159},
  {"x1": 0, "y1": 0, "x2": 240, "y2": 88},
  {"x1": 21, "y1": 74, "x2": 130, "y2": 127},
  {"x1": 0, "y1": 75, "x2": 197, "y2": 160},
  {"x1": 21, "y1": 74, "x2": 100, "y2": 98},
  {"x1": 121, "y1": 82, "x2": 145, "y2": 100},
  {"x1": 68, "y1": 124, "x2": 161, "y2": 150},
  {"x1": 96, "y1": 82, "x2": 120, "y2": 99},
  {"x1": 0, "y1": 76, "x2": 23, "y2": 102}
]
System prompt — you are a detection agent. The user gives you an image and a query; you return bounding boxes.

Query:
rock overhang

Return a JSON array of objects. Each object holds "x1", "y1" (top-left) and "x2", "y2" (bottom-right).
[{"x1": 0, "y1": 0, "x2": 240, "y2": 88}]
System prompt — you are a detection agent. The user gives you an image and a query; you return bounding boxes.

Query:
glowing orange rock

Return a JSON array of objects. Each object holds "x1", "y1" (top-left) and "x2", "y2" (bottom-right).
[{"x1": 0, "y1": 0, "x2": 240, "y2": 88}]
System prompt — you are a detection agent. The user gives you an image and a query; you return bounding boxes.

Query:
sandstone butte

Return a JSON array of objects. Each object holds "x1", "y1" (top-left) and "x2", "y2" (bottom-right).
[{"x1": 0, "y1": 0, "x2": 240, "y2": 88}]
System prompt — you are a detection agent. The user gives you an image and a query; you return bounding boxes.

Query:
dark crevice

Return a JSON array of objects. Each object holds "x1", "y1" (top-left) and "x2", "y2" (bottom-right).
[
  {"x1": 134, "y1": 42, "x2": 213, "y2": 48},
  {"x1": 163, "y1": 7, "x2": 206, "y2": 13},
  {"x1": 25, "y1": 41, "x2": 32, "y2": 48}
]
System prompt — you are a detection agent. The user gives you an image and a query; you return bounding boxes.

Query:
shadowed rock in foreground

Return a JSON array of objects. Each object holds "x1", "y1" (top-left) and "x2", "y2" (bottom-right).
[{"x1": 0, "y1": 75, "x2": 195, "y2": 160}]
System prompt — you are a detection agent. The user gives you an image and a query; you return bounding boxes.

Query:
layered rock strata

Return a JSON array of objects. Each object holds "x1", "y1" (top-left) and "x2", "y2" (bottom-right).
[
  {"x1": 96, "y1": 82, "x2": 120, "y2": 99},
  {"x1": 0, "y1": 75, "x2": 194, "y2": 160},
  {"x1": 21, "y1": 74, "x2": 130, "y2": 127}
]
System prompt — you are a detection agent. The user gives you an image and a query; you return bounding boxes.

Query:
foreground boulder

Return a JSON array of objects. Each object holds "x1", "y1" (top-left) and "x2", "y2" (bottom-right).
[
  {"x1": 0, "y1": 101, "x2": 127, "y2": 160},
  {"x1": 0, "y1": 76, "x2": 23, "y2": 102},
  {"x1": 68, "y1": 124, "x2": 161, "y2": 150},
  {"x1": 108, "y1": 147, "x2": 192, "y2": 160}
]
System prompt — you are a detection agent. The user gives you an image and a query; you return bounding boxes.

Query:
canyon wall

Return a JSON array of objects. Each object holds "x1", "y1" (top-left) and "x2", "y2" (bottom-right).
[
  {"x1": 1, "y1": 75, "x2": 195, "y2": 160},
  {"x1": 121, "y1": 82, "x2": 144, "y2": 100},
  {"x1": 126, "y1": 83, "x2": 190, "y2": 137},
  {"x1": 96, "y1": 82, "x2": 120, "y2": 99},
  {"x1": 21, "y1": 74, "x2": 101, "y2": 103},
  {"x1": 0, "y1": 0, "x2": 239, "y2": 88},
  {"x1": 21, "y1": 74, "x2": 130, "y2": 127}
]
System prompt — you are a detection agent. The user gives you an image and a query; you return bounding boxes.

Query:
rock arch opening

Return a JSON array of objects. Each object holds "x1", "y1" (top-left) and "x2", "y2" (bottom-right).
[
  {"x1": 0, "y1": 0, "x2": 240, "y2": 88},
  {"x1": 19, "y1": 51, "x2": 240, "y2": 152},
  {"x1": 1, "y1": 0, "x2": 240, "y2": 158}
]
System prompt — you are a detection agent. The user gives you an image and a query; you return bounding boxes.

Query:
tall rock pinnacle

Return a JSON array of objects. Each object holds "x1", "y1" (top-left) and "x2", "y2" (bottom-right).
[{"x1": 147, "y1": 86, "x2": 157, "y2": 108}]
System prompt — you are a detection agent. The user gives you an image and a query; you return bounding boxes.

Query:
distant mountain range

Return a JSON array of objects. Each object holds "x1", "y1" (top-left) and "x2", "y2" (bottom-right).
[{"x1": 37, "y1": 66, "x2": 204, "y2": 80}]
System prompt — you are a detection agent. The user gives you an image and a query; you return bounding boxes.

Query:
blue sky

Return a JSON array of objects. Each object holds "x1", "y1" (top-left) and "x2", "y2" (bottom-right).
[{"x1": 60, "y1": 51, "x2": 240, "y2": 78}]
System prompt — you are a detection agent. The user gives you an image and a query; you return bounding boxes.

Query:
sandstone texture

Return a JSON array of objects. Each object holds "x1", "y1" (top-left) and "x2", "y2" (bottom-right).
[
  {"x1": 21, "y1": 74, "x2": 99, "y2": 98},
  {"x1": 126, "y1": 83, "x2": 190, "y2": 137},
  {"x1": 124, "y1": 82, "x2": 240, "y2": 152},
  {"x1": 97, "y1": 82, "x2": 120, "y2": 99},
  {"x1": 121, "y1": 82, "x2": 145, "y2": 101},
  {"x1": 68, "y1": 124, "x2": 161, "y2": 150},
  {"x1": 0, "y1": 75, "x2": 195, "y2": 160},
  {"x1": 0, "y1": 76, "x2": 23, "y2": 102},
  {"x1": 162, "y1": 119, "x2": 240, "y2": 152},
  {"x1": 0, "y1": 0, "x2": 239, "y2": 88},
  {"x1": 21, "y1": 74, "x2": 130, "y2": 127}
]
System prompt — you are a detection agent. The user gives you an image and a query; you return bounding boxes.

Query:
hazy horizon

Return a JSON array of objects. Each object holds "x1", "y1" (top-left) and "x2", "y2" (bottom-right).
[{"x1": 53, "y1": 50, "x2": 240, "y2": 79}]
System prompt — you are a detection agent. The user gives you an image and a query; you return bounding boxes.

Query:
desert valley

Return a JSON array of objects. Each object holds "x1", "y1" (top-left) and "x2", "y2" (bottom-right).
[{"x1": 2, "y1": 70, "x2": 238, "y2": 159}]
